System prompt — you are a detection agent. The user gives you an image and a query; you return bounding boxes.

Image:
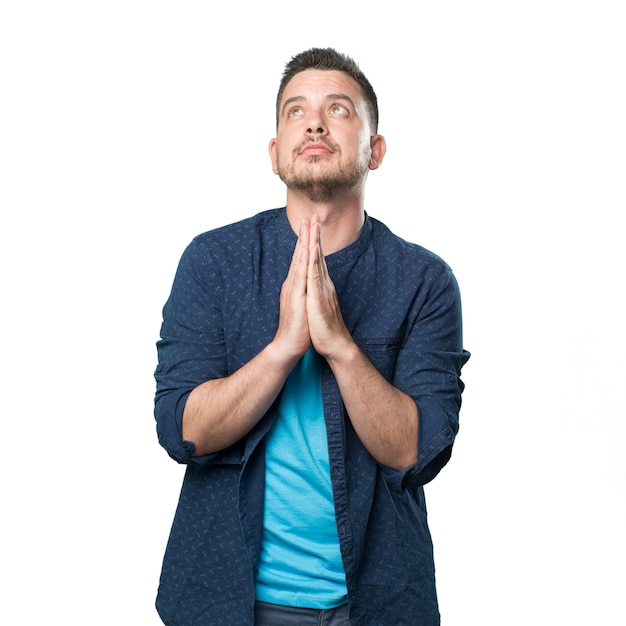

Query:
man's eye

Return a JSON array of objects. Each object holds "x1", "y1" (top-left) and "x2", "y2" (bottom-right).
[
  {"x1": 288, "y1": 107, "x2": 304, "y2": 117},
  {"x1": 330, "y1": 104, "x2": 348, "y2": 115}
]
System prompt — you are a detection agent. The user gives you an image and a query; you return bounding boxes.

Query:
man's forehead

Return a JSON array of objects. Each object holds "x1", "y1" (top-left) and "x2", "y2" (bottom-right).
[{"x1": 280, "y1": 69, "x2": 364, "y2": 104}]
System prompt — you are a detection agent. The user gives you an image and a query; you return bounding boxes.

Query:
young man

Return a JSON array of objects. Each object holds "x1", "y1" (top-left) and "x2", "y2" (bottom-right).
[{"x1": 154, "y1": 48, "x2": 470, "y2": 626}]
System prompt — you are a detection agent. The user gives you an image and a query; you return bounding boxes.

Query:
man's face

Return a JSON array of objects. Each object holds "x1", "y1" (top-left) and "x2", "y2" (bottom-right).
[{"x1": 269, "y1": 69, "x2": 376, "y2": 203}]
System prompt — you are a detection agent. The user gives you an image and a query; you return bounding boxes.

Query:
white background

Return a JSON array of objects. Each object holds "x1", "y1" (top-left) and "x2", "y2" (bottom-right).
[{"x1": 1, "y1": 1, "x2": 624, "y2": 624}]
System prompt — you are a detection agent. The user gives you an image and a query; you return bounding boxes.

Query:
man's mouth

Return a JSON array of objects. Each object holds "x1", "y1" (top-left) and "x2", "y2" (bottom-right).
[{"x1": 298, "y1": 139, "x2": 335, "y2": 156}]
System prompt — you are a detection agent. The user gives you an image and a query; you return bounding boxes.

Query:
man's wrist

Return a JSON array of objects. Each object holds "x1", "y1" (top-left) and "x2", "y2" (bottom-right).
[
  {"x1": 263, "y1": 337, "x2": 307, "y2": 373},
  {"x1": 321, "y1": 335, "x2": 360, "y2": 368}
]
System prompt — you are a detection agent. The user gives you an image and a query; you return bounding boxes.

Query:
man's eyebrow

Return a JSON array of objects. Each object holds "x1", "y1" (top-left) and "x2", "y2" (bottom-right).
[
  {"x1": 325, "y1": 94, "x2": 356, "y2": 109},
  {"x1": 281, "y1": 96, "x2": 306, "y2": 116},
  {"x1": 281, "y1": 93, "x2": 356, "y2": 116}
]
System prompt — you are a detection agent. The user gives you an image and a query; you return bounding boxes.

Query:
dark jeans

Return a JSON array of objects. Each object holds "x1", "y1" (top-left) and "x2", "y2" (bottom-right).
[{"x1": 254, "y1": 601, "x2": 350, "y2": 625}]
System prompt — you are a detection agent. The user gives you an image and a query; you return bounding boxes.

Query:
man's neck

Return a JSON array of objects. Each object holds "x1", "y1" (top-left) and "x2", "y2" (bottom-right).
[{"x1": 285, "y1": 191, "x2": 366, "y2": 255}]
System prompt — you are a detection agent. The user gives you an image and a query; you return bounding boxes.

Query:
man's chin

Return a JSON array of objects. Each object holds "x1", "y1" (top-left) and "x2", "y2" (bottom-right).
[
  {"x1": 292, "y1": 180, "x2": 338, "y2": 204},
  {"x1": 290, "y1": 177, "x2": 365, "y2": 203}
]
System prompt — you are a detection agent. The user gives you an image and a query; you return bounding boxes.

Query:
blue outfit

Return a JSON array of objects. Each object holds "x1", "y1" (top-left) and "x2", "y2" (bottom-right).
[{"x1": 154, "y1": 208, "x2": 469, "y2": 625}]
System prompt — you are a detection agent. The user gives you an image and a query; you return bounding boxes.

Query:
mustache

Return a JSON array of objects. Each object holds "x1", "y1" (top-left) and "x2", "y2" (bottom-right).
[{"x1": 295, "y1": 135, "x2": 339, "y2": 154}]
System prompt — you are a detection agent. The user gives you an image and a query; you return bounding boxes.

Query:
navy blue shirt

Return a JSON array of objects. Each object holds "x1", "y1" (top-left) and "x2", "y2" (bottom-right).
[{"x1": 154, "y1": 208, "x2": 470, "y2": 625}]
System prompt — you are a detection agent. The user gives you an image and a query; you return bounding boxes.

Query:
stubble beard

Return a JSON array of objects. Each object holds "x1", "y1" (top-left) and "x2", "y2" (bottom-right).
[{"x1": 277, "y1": 150, "x2": 370, "y2": 204}]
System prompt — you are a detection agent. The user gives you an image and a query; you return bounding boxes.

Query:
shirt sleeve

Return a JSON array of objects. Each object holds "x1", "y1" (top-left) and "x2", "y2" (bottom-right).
[
  {"x1": 153, "y1": 237, "x2": 242, "y2": 466},
  {"x1": 388, "y1": 266, "x2": 470, "y2": 489}
]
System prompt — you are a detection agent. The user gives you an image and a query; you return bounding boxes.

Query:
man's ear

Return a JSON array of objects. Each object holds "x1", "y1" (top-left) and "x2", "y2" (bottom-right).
[
  {"x1": 368, "y1": 134, "x2": 387, "y2": 170},
  {"x1": 268, "y1": 138, "x2": 279, "y2": 174}
]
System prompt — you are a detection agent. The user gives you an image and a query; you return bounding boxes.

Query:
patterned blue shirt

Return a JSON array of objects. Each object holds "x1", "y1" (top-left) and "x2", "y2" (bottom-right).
[{"x1": 154, "y1": 208, "x2": 469, "y2": 625}]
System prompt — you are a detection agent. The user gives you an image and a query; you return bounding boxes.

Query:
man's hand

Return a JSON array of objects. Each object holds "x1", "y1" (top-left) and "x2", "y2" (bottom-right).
[
  {"x1": 275, "y1": 215, "x2": 352, "y2": 360},
  {"x1": 274, "y1": 219, "x2": 313, "y2": 360},
  {"x1": 305, "y1": 215, "x2": 353, "y2": 358}
]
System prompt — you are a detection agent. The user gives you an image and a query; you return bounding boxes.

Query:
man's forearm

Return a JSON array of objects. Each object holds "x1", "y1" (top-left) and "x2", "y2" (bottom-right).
[
  {"x1": 326, "y1": 340, "x2": 418, "y2": 471},
  {"x1": 182, "y1": 341, "x2": 299, "y2": 456}
]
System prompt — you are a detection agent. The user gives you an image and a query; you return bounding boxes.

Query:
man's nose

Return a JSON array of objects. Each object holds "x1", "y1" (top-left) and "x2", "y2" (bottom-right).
[{"x1": 305, "y1": 110, "x2": 328, "y2": 136}]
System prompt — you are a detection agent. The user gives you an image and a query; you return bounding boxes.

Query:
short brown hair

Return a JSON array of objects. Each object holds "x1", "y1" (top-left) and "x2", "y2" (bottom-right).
[{"x1": 276, "y1": 48, "x2": 379, "y2": 133}]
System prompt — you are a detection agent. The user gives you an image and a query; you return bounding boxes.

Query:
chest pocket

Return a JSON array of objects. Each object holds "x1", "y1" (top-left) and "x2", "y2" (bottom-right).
[{"x1": 354, "y1": 336, "x2": 402, "y2": 381}]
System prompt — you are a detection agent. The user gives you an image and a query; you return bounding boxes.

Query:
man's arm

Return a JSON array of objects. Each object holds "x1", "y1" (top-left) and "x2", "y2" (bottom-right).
[
  {"x1": 306, "y1": 216, "x2": 419, "y2": 471},
  {"x1": 181, "y1": 221, "x2": 312, "y2": 456},
  {"x1": 325, "y1": 342, "x2": 419, "y2": 471}
]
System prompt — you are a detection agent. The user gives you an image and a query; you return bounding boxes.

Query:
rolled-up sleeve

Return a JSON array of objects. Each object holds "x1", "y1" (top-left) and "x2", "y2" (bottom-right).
[
  {"x1": 391, "y1": 267, "x2": 470, "y2": 489},
  {"x1": 154, "y1": 238, "x2": 241, "y2": 465}
]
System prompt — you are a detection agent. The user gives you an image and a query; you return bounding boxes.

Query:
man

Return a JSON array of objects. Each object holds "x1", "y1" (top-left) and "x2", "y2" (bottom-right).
[{"x1": 154, "y1": 48, "x2": 469, "y2": 626}]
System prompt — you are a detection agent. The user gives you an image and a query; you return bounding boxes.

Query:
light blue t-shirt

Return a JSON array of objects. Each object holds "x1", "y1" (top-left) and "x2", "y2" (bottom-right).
[{"x1": 255, "y1": 348, "x2": 348, "y2": 608}]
